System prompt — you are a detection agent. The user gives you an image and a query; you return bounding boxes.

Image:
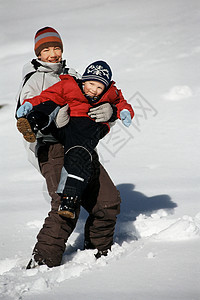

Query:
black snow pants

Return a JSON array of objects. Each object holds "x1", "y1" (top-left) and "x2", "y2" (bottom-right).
[{"x1": 51, "y1": 116, "x2": 109, "y2": 198}]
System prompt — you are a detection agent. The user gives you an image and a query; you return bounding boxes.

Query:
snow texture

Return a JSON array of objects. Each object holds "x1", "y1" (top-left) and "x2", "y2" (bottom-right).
[{"x1": 0, "y1": 0, "x2": 200, "y2": 299}]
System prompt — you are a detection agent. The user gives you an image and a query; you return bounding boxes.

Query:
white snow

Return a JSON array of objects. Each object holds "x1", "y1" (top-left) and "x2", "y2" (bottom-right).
[
  {"x1": 1, "y1": 0, "x2": 200, "y2": 299},
  {"x1": 163, "y1": 85, "x2": 193, "y2": 101}
]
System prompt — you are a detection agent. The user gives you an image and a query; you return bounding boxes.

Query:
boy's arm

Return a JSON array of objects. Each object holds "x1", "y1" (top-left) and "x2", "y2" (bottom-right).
[
  {"x1": 22, "y1": 80, "x2": 66, "y2": 107},
  {"x1": 17, "y1": 80, "x2": 67, "y2": 119},
  {"x1": 114, "y1": 89, "x2": 134, "y2": 120}
]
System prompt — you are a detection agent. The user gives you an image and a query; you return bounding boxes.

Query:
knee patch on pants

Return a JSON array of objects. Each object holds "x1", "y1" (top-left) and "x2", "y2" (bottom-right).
[{"x1": 65, "y1": 146, "x2": 93, "y2": 180}]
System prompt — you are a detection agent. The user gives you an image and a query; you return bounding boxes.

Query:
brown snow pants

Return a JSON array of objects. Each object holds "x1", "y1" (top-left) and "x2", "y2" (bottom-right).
[{"x1": 33, "y1": 143, "x2": 121, "y2": 267}]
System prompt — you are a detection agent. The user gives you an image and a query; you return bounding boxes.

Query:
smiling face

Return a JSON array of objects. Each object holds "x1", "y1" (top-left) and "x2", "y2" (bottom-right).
[
  {"x1": 38, "y1": 46, "x2": 62, "y2": 63},
  {"x1": 83, "y1": 81, "x2": 105, "y2": 98}
]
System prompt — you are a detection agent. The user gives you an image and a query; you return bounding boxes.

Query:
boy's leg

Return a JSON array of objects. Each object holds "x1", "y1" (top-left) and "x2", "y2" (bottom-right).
[
  {"x1": 81, "y1": 153, "x2": 121, "y2": 253},
  {"x1": 30, "y1": 143, "x2": 80, "y2": 267},
  {"x1": 57, "y1": 145, "x2": 93, "y2": 218},
  {"x1": 16, "y1": 101, "x2": 58, "y2": 143},
  {"x1": 54, "y1": 119, "x2": 101, "y2": 218}
]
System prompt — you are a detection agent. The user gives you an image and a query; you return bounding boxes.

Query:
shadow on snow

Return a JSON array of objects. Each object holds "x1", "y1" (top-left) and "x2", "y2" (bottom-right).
[
  {"x1": 63, "y1": 183, "x2": 176, "y2": 259},
  {"x1": 115, "y1": 183, "x2": 177, "y2": 245}
]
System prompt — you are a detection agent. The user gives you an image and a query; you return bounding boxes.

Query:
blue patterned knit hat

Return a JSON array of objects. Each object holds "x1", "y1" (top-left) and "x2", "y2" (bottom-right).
[{"x1": 82, "y1": 60, "x2": 112, "y2": 87}]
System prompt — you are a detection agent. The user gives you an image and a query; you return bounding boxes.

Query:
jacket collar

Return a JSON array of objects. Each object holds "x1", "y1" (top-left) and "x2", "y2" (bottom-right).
[{"x1": 34, "y1": 58, "x2": 64, "y2": 74}]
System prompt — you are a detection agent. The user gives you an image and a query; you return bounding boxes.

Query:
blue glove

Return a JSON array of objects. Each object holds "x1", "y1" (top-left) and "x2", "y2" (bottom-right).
[
  {"x1": 120, "y1": 109, "x2": 132, "y2": 127},
  {"x1": 17, "y1": 102, "x2": 33, "y2": 118}
]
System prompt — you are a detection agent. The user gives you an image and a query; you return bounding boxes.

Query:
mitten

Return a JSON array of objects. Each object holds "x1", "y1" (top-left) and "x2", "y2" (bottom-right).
[
  {"x1": 55, "y1": 104, "x2": 70, "y2": 128},
  {"x1": 17, "y1": 102, "x2": 33, "y2": 118},
  {"x1": 120, "y1": 109, "x2": 132, "y2": 127},
  {"x1": 88, "y1": 103, "x2": 113, "y2": 122}
]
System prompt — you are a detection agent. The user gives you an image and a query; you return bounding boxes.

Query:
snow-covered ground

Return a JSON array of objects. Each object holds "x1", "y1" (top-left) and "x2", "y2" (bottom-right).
[{"x1": 1, "y1": 0, "x2": 200, "y2": 299}]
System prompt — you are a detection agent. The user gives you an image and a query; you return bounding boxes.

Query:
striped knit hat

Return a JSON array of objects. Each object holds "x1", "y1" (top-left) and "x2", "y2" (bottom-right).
[
  {"x1": 34, "y1": 27, "x2": 63, "y2": 56},
  {"x1": 82, "y1": 60, "x2": 112, "y2": 87}
]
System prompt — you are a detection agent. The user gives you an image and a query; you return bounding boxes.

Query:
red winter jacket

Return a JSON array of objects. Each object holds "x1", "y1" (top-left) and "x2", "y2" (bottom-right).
[{"x1": 23, "y1": 74, "x2": 134, "y2": 122}]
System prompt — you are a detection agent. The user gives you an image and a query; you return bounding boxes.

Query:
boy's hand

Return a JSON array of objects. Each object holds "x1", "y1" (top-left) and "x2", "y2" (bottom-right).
[
  {"x1": 16, "y1": 102, "x2": 33, "y2": 118},
  {"x1": 120, "y1": 109, "x2": 132, "y2": 127},
  {"x1": 55, "y1": 104, "x2": 70, "y2": 128},
  {"x1": 88, "y1": 103, "x2": 113, "y2": 122}
]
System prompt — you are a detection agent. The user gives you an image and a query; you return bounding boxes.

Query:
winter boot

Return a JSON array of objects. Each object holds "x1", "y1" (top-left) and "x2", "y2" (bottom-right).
[
  {"x1": 26, "y1": 256, "x2": 46, "y2": 269},
  {"x1": 95, "y1": 249, "x2": 109, "y2": 259},
  {"x1": 58, "y1": 195, "x2": 80, "y2": 219},
  {"x1": 17, "y1": 117, "x2": 36, "y2": 143},
  {"x1": 17, "y1": 110, "x2": 49, "y2": 143}
]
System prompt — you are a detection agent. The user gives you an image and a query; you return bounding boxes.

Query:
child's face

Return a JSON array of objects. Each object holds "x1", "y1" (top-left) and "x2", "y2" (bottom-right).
[
  {"x1": 83, "y1": 81, "x2": 105, "y2": 98},
  {"x1": 38, "y1": 46, "x2": 62, "y2": 63}
]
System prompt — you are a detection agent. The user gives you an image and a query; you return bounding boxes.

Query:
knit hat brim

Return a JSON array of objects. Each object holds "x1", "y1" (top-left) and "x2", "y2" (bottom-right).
[{"x1": 82, "y1": 75, "x2": 110, "y2": 87}]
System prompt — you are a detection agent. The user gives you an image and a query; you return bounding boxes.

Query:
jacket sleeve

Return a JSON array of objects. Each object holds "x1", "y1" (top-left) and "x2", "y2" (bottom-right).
[
  {"x1": 23, "y1": 80, "x2": 67, "y2": 107},
  {"x1": 114, "y1": 89, "x2": 134, "y2": 120}
]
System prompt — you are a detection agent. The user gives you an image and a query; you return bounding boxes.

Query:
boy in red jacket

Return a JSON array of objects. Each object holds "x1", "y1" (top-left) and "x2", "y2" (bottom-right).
[{"x1": 17, "y1": 60, "x2": 134, "y2": 219}]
